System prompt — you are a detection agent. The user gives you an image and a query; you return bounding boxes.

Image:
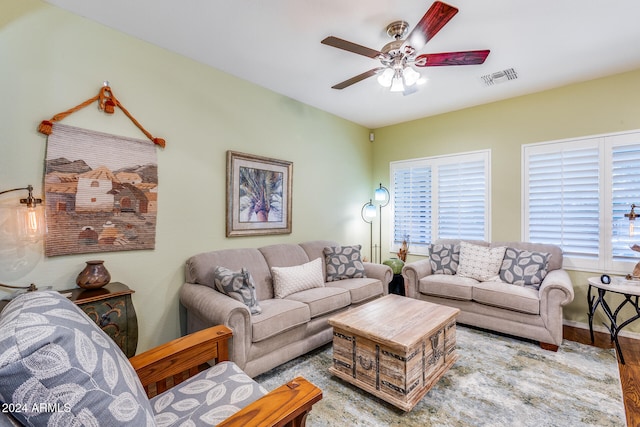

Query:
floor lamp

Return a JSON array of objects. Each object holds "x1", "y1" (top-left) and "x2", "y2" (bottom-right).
[
  {"x1": 374, "y1": 183, "x2": 389, "y2": 264},
  {"x1": 361, "y1": 199, "x2": 376, "y2": 262}
]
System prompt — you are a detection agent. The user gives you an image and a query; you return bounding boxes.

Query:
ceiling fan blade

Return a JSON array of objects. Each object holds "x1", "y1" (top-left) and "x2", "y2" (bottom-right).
[
  {"x1": 321, "y1": 36, "x2": 381, "y2": 59},
  {"x1": 403, "y1": 1, "x2": 459, "y2": 52},
  {"x1": 414, "y1": 50, "x2": 490, "y2": 67},
  {"x1": 331, "y1": 68, "x2": 384, "y2": 90}
]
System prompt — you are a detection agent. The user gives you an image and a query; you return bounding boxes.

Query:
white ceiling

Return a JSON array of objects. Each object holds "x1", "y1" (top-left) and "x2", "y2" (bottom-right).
[{"x1": 43, "y1": 0, "x2": 640, "y2": 129}]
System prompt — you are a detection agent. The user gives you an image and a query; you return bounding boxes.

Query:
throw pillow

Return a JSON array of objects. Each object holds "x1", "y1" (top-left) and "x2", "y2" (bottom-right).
[
  {"x1": 0, "y1": 291, "x2": 155, "y2": 426},
  {"x1": 323, "y1": 245, "x2": 366, "y2": 282},
  {"x1": 428, "y1": 243, "x2": 460, "y2": 275},
  {"x1": 457, "y1": 241, "x2": 507, "y2": 281},
  {"x1": 500, "y1": 247, "x2": 551, "y2": 289},
  {"x1": 213, "y1": 266, "x2": 262, "y2": 315},
  {"x1": 271, "y1": 257, "x2": 325, "y2": 298}
]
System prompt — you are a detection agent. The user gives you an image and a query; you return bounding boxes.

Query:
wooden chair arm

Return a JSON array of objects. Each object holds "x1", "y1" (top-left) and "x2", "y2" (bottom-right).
[
  {"x1": 218, "y1": 377, "x2": 323, "y2": 427},
  {"x1": 130, "y1": 325, "x2": 232, "y2": 394}
]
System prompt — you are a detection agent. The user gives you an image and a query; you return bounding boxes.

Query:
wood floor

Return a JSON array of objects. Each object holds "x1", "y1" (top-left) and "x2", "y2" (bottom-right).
[{"x1": 563, "y1": 325, "x2": 640, "y2": 427}]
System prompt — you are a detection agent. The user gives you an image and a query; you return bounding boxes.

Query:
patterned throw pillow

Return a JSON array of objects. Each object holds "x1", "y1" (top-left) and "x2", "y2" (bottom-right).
[
  {"x1": 323, "y1": 245, "x2": 366, "y2": 282},
  {"x1": 213, "y1": 266, "x2": 262, "y2": 315},
  {"x1": 428, "y1": 243, "x2": 460, "y2": 275},
  {"x1": 457, "y1": 242, "x2": 507, "y2": 281},
  {"x1": 271, "y1": 257, "x2": 325, "y2": 298},
  {"x1": 499, "y1": 247, "x2": 551, "y2": 289},
  {"x1": 0, "y1": 291, "x2": 155, "y2": 426}
]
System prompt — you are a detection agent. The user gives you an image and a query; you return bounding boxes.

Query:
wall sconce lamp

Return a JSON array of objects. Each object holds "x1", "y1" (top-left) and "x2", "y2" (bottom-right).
[
  {"x1": 361, "y1": 199, "x2": 376, "y2": 262},
  {"x1": 374, "y1": 183, "x2": 390, "y2": 264},
  {"x1": 0, "y1": 185, "x2": 46, "y2": 241},
  {"x1": 625, "y1": 204, "x2": 638, "y2": 237}
]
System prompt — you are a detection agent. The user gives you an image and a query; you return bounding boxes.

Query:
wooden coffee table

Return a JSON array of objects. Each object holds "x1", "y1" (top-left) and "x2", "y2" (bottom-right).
[{"x1": 328, "y1": 294, "x2": 459, "y2": 411}]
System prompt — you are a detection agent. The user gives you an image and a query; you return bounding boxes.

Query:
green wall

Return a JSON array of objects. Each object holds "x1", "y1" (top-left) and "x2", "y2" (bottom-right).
[
  {"x1": 0, "y1": 0, "x2": 372, "y2": 351},
  {"x1": 372, "y1": 69, "x2": 640, "y2": 333}
]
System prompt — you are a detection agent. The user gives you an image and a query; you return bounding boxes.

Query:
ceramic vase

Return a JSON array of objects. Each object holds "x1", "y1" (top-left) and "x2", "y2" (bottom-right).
[{"x1": 76, "y1": 260, "x2": 111, "y2": 289}]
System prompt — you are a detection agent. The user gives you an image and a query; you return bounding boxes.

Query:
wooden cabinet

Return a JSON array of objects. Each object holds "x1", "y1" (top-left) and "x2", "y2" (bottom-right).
[{"x1": 60, "y1": 282, "x2": 138, "y2": 357}]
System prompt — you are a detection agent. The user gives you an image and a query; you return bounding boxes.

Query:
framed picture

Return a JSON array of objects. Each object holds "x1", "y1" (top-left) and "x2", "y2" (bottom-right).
[{"x1": 226, "y1": 151, "x2": 293, "y2": 237}]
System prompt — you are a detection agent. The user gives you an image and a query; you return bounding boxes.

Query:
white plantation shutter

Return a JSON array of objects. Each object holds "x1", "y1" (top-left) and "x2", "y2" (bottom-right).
[
  {"x1": 438, "y1": 160, "x2": 486, "y2": 240},
  {"x1": 523, "y1": 130, "x2": 640, "y2": 273},
  {"x1": 391, "y1": 151, "x2": 489, "y2": 255},
  {"x1": 525, "y1": 144, "x2": 600, "y2": 260},
  {"x1": 392, "y1": 165, "x2": 431, "y2": 254},
  {"x1": 611, "y1": 139, "x2": 640, "y2": 262}
]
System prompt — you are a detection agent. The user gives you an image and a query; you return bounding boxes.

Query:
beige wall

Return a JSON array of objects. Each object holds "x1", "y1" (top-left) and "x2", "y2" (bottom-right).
[
  {"x1": 372, "y1": 69, "x2": 640, "y2": 333},
  {"x1": 1, "y1": 0, "x2": 372, "y2": 351}
]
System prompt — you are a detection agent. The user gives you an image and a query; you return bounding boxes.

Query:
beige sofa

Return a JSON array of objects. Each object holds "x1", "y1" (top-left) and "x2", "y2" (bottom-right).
[
  {"x1": 180, "y1": 240, "x2": 392, "y2": 377},
  {"x1": 402, "y1": 240, "x2": 574, "y2": 350}
]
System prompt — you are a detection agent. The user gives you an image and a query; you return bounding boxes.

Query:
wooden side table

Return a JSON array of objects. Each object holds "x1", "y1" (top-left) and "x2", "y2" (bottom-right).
[{"x1": 60, "y1": 282, "x2": 139, "y2": 358}]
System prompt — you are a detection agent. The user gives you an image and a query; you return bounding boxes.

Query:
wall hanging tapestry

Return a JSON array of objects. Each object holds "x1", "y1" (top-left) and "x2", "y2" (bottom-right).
[
  {"x1": 38, "y1": 85, "x2": 165, "y2": 257},
  {"x1": 226, "y1": 151, "x2": 292, "y2": 237}
]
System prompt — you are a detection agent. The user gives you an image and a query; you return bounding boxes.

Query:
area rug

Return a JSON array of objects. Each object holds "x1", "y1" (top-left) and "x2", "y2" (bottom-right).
[{"x1": 254, "y1": 326, "x2": 625, "y2": 427}]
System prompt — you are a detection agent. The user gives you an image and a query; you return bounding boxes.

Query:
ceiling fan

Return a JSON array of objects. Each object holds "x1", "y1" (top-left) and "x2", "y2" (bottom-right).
[{"x1": 321, "y1": 1, "x2": 490, "y2": 95}]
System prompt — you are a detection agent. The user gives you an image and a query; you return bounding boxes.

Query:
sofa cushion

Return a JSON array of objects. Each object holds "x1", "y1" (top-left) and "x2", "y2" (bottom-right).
[
  {"x1": 250, "y1": 299, "x2": 310, "y2": 342},
  {"x1": 457, "y1": 242, "x2": 507, "y2": 281},
  {"x1": 0, "y1": 291, "x2": 155, "y2": 426},
  {"x1": 285, "y1": 287, "x2": 351, "y2": 318},
  {"x1": 186, "y1": 248, "x2": 274, "y2": 300},
  {"x1": 213, "y1": 266, "x2": 262, "y2": 315},
  {"x1": 327, "y1": 277, "x2": 383, "y2": 304},
  {"x1": 151, "y1": 361, "x2": 266, "y2": 426},
  {"x1": 259, "y1": 243, "x2": 310, "y2": 269},
  {"x1": 419, "y1": 274, "x2": 476, "y2": 300},
  {"x1": 428, "y1": 243, "x2": 460, "y2": 275},
  {"x1": 271, "y1": 257, "x2": 325, "y2": 299},
  {"x1": 499, "y1": 247, "x2": 551, "y2": 289},
  {"x1": 472, "y1": 281, "x2": 540, "y2": 315},
  {"x1": 323, "y1": 245, "x2": 366, "y2": 282},
  {"x1": 493, "y1": 241, "x2": 563, "y2": 271}
]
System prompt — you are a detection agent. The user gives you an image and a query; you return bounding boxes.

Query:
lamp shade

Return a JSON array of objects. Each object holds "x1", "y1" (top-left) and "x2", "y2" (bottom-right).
[
  {"x1": 17, "y1": 204, "x2": 46, "y2": 242},
  {"x1": 364, "y1": 203, "x2": 376, "y2": 219}
]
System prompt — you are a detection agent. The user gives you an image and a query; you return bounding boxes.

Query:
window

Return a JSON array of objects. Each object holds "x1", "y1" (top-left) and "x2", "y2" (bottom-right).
[
  {"x1": 390, "y1": 150, "x2": 490, "y2": 256},
  {"x1": 522, "y1": 130, "x2": 640, "y2": 273}
]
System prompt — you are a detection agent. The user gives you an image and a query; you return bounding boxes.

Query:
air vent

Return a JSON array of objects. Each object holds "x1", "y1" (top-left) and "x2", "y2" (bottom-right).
[{"x1": 481, "y1": 68, "x2": 518, "y2": 86}]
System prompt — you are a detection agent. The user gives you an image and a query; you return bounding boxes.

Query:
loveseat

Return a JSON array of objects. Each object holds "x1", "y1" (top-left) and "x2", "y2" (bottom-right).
[
  {"x1": 402, "y1": 240, "x2": 574, "y2": 350},
  {"x1": 180, "y1": 240, "x2": 393, "y2": 377}
]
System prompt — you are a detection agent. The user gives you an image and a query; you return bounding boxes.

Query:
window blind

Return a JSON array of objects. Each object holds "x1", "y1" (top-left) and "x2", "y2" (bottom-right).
[
  {"x1": 391, "y1": 150, "x2": 489, "y2": 255},
  {"x1": 392, "y1": 165, "x2": 431, "y2": 253},
  {"x1": 438, "y1": 160, "x2": 486, "y2": 240},
  {"x1": 526, "y1": 146, "x2": 600, "y2": 259},
  {"x1": 612, "y1": 143, "x2": 640, "y2": 261}
]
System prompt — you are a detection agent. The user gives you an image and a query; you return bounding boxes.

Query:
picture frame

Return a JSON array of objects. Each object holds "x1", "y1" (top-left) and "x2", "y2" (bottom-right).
[{"x1": 226, "y1": 151, "x2": 293, "y2": 237}]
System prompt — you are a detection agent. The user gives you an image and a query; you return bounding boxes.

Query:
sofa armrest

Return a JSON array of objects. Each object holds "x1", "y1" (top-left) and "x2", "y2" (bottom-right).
[
  {"x1": 539, "y1": 269, "x2": 575, "y2": 307},
  {"x1": 363, "y1": 262, "x2": 393, "y2": 295},
  {"x1": 402, "y1": 258, "x2": 432, "y2": 299},
  {"x1": 179, "y1": 283, "x2": 252, "y2": 369},
  {"x1": 538, "y1": 269, "x2": 575, "y2": 345},
  {"x1": 218, "y1": 376, "x2": 322, "y2": 427},
  {"x1": 130, "y1": 325, "x2": 232, "y2": 397}
]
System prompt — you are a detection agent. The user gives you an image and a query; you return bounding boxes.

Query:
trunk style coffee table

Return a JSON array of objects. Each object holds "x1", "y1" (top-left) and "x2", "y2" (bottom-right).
[{"x1": 328, "y1": 294, "x2": 459, "y2": 411}]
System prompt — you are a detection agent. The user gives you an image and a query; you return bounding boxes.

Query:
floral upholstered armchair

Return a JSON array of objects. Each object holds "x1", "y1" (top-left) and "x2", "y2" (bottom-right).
[{"x1": 0, "y1": 291, "x2": 321, "y2": 426}]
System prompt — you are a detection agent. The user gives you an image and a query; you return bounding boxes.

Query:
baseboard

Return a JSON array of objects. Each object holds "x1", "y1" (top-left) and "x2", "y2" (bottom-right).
[{"x1": 563, "y1": 319, "x2": 640, "y2": 341}]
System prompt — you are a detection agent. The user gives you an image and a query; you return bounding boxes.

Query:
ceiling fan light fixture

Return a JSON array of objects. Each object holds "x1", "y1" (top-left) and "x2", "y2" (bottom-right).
[
  {"x1": 377, "y1": 68, "x2": 394, "y2": 88},
  {"x1": 403, "y1": 67, "x2": 421, "y2": 86},
  {"x1": 390, "y1": 69, "x2": 405, "y2": 92}
]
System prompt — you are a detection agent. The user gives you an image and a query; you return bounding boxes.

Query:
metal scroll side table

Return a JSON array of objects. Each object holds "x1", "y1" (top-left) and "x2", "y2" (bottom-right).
[{"x1": 587, "y1": 276, "x2": 640, "y2": 364}]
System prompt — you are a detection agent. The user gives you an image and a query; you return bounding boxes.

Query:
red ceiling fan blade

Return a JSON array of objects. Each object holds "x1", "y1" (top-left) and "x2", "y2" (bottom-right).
[
  {"x1": 414, "y1": 50, "x2": 490, "y2": 67},
  {"x1": 331, "y1": 68, "x2": 385, "y2": 90},
  {"x1": 403, "y1": 1, "x2": 459, "y2": 53},
  {"x1": 321, "y1": 36, "x2": 381, "y2": 59}
]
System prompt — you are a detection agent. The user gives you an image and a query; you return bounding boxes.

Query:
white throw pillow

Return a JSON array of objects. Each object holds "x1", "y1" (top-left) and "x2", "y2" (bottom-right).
[
  {"x1": 457, "y1": 241, "x2": 507, "y2": 281},
  {"x1": 271, "y1": 257, "x2": 325, "y2": 298}
]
